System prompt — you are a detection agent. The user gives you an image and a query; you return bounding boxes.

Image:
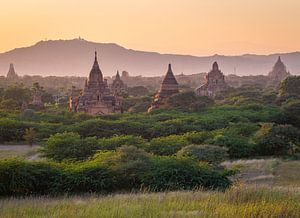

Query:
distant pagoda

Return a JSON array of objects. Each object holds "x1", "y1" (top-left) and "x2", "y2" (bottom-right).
[
  {"x1": 195, "y1": 62, "x2": 229, "y2": 97},
  {"x1": 69, "y1": 51, "x2": 123, "y2": 115},
  {"x1": 148, "y1": 64, "x2": 179, "y2": 112},
  {"x1": 6, "y1": 63, "x2": 19, "y2": 79},
  {"x1": 110, "y1": 70, "x2": 127, "y2": 95},
  {"x1": 268, "y1": 56, "x2": 290, "y2": 82}
]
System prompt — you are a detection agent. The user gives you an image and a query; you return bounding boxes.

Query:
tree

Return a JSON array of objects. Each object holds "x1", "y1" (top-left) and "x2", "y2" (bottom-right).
[
  {"x1": 254, "y1": 124, "x2": 300, "y2": 156},
  {"x1": 279, "y1": 76, "x2": 300, "y2": 97},
  {"x1": 42, "y1": 132, "x2": 99, "y2": 161},
  {"x1": 128, "y1": 86, "x2": 150, "y2": 97},
  {"x1": 177, "y1": 144, "x2": 228, "y2": 164},
  {"x1": 23, "y1": 128, "x2": 37, "y2": 146}
]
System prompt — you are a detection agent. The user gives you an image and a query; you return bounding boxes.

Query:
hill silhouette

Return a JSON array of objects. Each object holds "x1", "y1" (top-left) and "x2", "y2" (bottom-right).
[{"x1": 0, "y1": 38, "x2": 299, "y2": 77}]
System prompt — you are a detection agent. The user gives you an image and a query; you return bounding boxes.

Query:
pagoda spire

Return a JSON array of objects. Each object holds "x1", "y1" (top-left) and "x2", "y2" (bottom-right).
[
  {"x1": 89, "y1": 50, "x2": 103, "y2": 82},
  {"x1": 116, "y1": 70, "x2": 121, "y2": 79},
  {"x1": 162, "y1": 63, "x2": 178, "y2": 85}
]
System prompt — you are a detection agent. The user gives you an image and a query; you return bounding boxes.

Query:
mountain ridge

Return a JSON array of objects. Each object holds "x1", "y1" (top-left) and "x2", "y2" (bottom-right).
[{"x1": 0, "y1": 38, "x2": 299, "y2": 77}]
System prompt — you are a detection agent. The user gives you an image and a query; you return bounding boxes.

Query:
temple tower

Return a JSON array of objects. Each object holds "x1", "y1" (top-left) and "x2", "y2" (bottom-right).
[
  {"x1": 148, "y1": 64, "x2": 179, "y2": 112},
  {"x1": 6, "y1": 63, "x2": 18, "y2": 79},
  {"x1": 111, "y1": 70, "x2": 127, "y2": 95},
  {"x1": 268, "y1": 56, "x2": 290, "y2": 82},
  {"x1": 195, "y1": 62, "x2": 229, "y2": 97}
]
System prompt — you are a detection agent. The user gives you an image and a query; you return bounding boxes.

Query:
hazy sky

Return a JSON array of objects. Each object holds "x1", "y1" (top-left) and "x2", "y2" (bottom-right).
[{"x1": 0, "y1": 0, "x2": 299, "y2": 56}]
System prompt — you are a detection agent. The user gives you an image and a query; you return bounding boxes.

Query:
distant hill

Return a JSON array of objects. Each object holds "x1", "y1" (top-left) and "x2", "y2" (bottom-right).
[{"x1": 0, "y1": 38, "x2": 299, "y2": 77}]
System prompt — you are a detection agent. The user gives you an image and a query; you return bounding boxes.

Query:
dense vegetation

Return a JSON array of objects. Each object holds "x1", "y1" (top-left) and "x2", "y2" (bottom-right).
[{"x1": 0, "y1": 76, "x2": 299, "y2": 196}]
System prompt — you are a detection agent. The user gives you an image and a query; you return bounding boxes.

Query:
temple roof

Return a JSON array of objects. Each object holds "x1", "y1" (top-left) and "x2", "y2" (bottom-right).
[
  {"x1": 162, "y1": 64, "x2": 178, "y2": 85},
  {"x1": 7, "y1": 63, "x2": 18, "y2": 78},
  {"x1": 89, "y1": 51, "x2": 103, "y2": 82},
  {"x1": 273, "y1": 56, "x2": 286, "y2": 72}
]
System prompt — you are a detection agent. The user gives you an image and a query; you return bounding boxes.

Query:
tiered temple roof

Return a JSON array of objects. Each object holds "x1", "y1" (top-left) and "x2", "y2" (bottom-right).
[
  {"x1": 148, "y1": 64, "x2": 179, "y2": 112},
  {"x1": 195, "y1": 62, "x2": 229, "y2": 97},
  {"x1": 69, "y1": 52, "x2": 122, "y2": 115},
  {"x1": 268, "y1": 56, "x2": 290, "y2": 82},
  {"x1": 6, "y1": 63, "x2": 18, "y2": 79},
  {"x1": 111, "y1": 70, "x2": 127, "y2": 95}
]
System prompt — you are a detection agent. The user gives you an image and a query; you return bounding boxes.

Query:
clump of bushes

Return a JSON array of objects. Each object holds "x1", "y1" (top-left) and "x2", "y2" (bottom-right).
[
  {"x1": 0, "y1": 146, "x2": 232, "y2": 196},
  {"x1": 41, "y1": 132, "x2": 99, "y2": 161},
  {"x1": 177, "y1": 144, "x2": 228, "y2": 164},
  {"x1": 254, "y1": 123, "x2": 300, "y2": 156},
  {"x1": 145, "y1": 135, "x2": 189, "y2": 155}
]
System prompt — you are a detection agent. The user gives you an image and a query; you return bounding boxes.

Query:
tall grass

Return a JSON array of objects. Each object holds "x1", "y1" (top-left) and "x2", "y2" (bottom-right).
[{"x1": 1, "y1": 185, "x2": 299, "y2": 218}]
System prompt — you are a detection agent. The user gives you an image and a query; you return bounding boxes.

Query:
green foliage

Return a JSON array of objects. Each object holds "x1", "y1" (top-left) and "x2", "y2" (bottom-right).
[
  {"x1": 60, "y1": 163, "x2": 114, "y2": 194},
  {"x1": 254, "y1": 124, "x2": 300, "y2": 156},
  {"x1": 0, "y1": 155, "x2": 231, "y2": 196},
  {"x1": 279, "y1": 76, "x2": 300, "y2": 97},
  {"x1": 102, "y1": 145, "x2": 151, "y2": 190},
  {"x1": 127, "y1": 86, "x2": 150, "y2": 97},
  {"x1": 281, "y1": 100, "x2": 300, "y2": 128},
  {"x1": 23, "y1": 128, "x2": 37, "y2": 146},
  {"x1": 0, "y1": 119, "x2": 30, "y2": 143},
  {"x1": 42, "y1": 132, "x2": 99, "y2": 161},
  {"x1": 146, "y1": 135, "x2": 189, "y2": 155},
  {"x1": 3, "y1": 85, "x2": 31, "y2": 107},
  {"x1": 141, "y1": 156, "x2": 231, "y2": 191},
  {"x1": 0, "y1": 159, "x2": 62, "y2": 196},
  {"x1": 98, "y1": 135, "x2": 146, "y2": 150},
  {"x1": 183, "y1": 131, "x2": 213, "y2": 144},
  {"x1": 177, "y1": 144, "x2": 228, "y2": 164},
  {"x1": 20, "y1": 109, "x2": 37, "y2": 121},
  {"x1": 209, "y1": 135, "x2": 254, "y2": 159},
  {"x1": 166, "y1": 92, "x2": 214, "y2": 112}
]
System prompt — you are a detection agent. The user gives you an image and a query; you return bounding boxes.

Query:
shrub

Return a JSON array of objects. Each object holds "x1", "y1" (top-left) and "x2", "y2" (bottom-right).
[
  {"x1": 98, "y1": 135, "x2": 146, "y2": 150},
  {"x1": 141, "y1": 156, "x2": 231, "y2": 191},
  {"x1": 146, "y1": 135, "x2": 189, "y2": 155},
  {"x1": 183, "y1": 131, "x2": 213, "y2": 144},
  {"x1": 101, "y1": 145, "x2": 151, "y2": 190},
  {"x1": 177, "y1": 144, "x2": 228, "y2": 164},
  {"x1": 254, "y1": 124, "x2": 300, "y2": 156},
  {"x1": 0, "y1": 159, "x2": 62, "y2": 196},
  {"x1": 42, "y1": 132, "x2": 99, "y2": 161},
  {"x1": 209, "y1": 135, "x2": 254, "y2": 158},
  {"x1": 0, "y1": 119, "x2": 30, "y2": 142},
  {"x1": 61, "y1": 163, "x2": 114, "y2": 194}
]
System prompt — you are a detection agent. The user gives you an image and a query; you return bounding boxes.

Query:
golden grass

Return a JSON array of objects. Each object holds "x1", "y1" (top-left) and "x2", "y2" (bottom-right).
[{"x1": 0, "y1": 186, "x2": 299, "y2": 218}]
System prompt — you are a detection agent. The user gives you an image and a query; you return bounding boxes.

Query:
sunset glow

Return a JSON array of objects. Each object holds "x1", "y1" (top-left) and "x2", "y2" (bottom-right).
[{"x1": 0, "y1": 0, "x2": 300, "y2": 55}]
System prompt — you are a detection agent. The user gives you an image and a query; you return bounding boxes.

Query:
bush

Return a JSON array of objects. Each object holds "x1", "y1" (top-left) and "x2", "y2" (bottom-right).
[
  {"x1": 100, "y1": 145, "x2": 151, "y2": 190},
  {"x1": 61, "y1": 163, "x2": 114, "y2": 194},
  {"x1": 0, "y1": 159, "x2": 62, "y2": 196},
  {"x1": 141, "y1": 156, "x2": 231, "y2": 191},
  {"x1": 0, "y1": 119, "x2": 30, "y2": 142},
  {"x1": 98, "y1": 135, "x2": 146, "y2": 150},
  {"x1": 0, "y1": 154, "x2": 231, "y2": 196},
  {"x1": 183, "y1": 131, "x2": 213, "y2": 144},
  {"x1": 177, "y1": 144, "x2": 228, "y2": 164},
  {"x1": 209, "y1": 135, "x2": 254, "y2": 158},
  {"x1": 254, "y1": 124, "x2": 300, "y2": 156},
  {"x1": 42, "y1": 132, "x2": 99, "y2": 161},
  {"x1": 146, "y1": 135, "x2": 189, "y2": 155}
]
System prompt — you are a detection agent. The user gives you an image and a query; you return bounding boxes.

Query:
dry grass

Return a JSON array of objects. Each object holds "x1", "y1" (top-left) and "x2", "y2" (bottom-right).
[
  {"x1": 0, "y1": 145, "x2": 41, "y2": 160},
  {"x1": 0, "y1": 186, "x2": 299, "y2": 218}
]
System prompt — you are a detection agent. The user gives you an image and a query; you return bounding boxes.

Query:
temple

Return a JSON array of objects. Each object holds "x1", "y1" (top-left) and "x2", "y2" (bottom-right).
[
  {"x1": 69, "y1": 52, "x2": 123, "y2": 115},
  {"x1": 195, "y1": 62, "x2": 229, "y2": 97},
  {"x1": 148, "y1": 64, "x2": 179, "y2": 112},
  {"x1": 268, "y1": 56, "x2": 290, "y2": 83},
  {"x1": 6, "y1": 63, "x2": 19, "y2": 79},
  {"x1": 110, "y1": 70, "x2": 127, "y2": 95}
]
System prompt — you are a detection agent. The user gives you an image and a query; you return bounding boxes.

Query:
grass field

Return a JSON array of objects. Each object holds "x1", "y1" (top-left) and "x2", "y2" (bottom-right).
[
  {"x1": 0, "y1": 186, "x2": 299, "y2": 218},
  {"x1": 0, "y1": 145, "x2": 40, "y2": 160},
  {"x1": 1, "y1": 146, "x2": 300, "y2": 217}
]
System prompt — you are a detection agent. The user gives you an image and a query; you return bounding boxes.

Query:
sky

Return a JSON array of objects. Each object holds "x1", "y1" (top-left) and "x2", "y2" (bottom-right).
[{"x1": 0, "y1": 0, "x2": 300, "y2": 56}]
